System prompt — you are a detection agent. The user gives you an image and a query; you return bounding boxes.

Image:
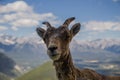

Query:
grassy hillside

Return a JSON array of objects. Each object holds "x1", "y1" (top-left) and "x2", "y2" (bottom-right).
[
  {"x1": 0, "y1": 73, "x2": 10, "y2": 80},
  {"x1": 16, "y1": 61, "x2": 57, "y2": 80}
]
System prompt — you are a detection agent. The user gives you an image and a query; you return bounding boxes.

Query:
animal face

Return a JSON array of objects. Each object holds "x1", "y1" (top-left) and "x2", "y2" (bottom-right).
[{"x1": 36, "y1": 17, "x2": 81, "y2": 61}]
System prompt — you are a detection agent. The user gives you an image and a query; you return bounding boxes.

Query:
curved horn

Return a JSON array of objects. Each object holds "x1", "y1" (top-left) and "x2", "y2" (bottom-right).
[
  {"x1": 42, "y1": 21, "x2": 52, "y2": 28},
  {"x1": 63, "y1": 17, "x2": 75, "y2": 27}
]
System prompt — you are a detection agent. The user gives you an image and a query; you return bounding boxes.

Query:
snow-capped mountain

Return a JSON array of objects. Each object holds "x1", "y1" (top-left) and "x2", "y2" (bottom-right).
[
  {"x1": 0, "y1": 34, "x2": 120, "y2": 73},
  {"x1": 0, "y1": 34, "x2": 120, "y2": 57},
  {"x1": 0, "y1": 34, "x2": 48, "y2": 71},
  {"x1": 0, "y1": 34, "x2": 120, "y2": 50},
  {"x1": 0, "y1": 34, "x2": 16, "y2": 45},
  {"x1": 74, "y1": 39, "x2": 120, "y2": 53},
  {"x1": 0, "y1": 34, "x2": 120, "y2": 59}
]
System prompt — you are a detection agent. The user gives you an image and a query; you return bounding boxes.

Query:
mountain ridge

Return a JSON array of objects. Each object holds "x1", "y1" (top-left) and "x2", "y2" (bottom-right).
[
  {"x1": 0, "y1": 34, "x2": 120, "y2": 51},
  {"x1": 0, "y1": 34, "x2": 120, "y2": 75},
  {"x1": 0, "y1": 52, "x2": 21, "y2": 80}
]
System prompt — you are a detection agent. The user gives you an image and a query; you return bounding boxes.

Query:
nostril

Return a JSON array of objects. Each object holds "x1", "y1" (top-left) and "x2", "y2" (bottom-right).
[{"x1": 48, "y1": 46, "x2": 57, "y2": 52}]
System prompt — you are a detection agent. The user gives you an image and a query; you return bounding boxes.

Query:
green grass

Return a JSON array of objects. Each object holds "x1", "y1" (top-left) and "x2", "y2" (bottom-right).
[{"x1": 16, "y1": 61, "x2": 57, "y2": 80}]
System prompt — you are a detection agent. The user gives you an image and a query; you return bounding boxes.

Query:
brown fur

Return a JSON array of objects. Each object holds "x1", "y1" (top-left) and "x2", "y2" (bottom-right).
[{"x1": 36, "y1": 17, "x2": 120, "y2": 80}]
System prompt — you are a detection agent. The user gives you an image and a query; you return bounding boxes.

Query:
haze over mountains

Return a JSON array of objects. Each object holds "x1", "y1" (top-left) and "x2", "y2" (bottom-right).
[
  {"x1": 0, "y1": 34, "x2": 120, "y2": 75},
  {"x1": 0, "y1": 34, "x2": 120, "y2": 53},
  {"x1": 0, "y1": 34, "x2": 119, "y2": 55},
  {"x1": 0, "y1": 52, "x2": 21, "y2": 80}
]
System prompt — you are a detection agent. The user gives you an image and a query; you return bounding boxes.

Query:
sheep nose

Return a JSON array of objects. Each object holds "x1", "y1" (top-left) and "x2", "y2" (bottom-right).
[{"x1": 48, "y1": 46, "x2": 57, "y2": 52}]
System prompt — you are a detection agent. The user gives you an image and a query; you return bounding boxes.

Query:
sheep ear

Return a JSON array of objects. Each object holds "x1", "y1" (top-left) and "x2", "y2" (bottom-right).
[
  {"x1": 36, "y1": 27, "x2": 46, "y2": 38},
  {"x1": 70, "y1": 23, "x2": 81, "y2": 37}
]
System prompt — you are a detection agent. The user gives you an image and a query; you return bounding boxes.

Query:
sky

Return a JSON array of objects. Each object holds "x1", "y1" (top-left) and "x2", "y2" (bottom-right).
[{"x1": 0, "y1": 0, "x2": 120, "y2": 40}]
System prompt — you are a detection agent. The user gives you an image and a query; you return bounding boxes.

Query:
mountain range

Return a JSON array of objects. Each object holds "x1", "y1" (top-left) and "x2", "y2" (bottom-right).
[
  {"x1": 0, "y1": 52, "x2": 21, "y2": 80},
  {"x1": 0, "y1": 34, "x2": 120, "y2": 75},
  {"x1": 0, "y1": 34, "x2": 120, "y2": 53}
]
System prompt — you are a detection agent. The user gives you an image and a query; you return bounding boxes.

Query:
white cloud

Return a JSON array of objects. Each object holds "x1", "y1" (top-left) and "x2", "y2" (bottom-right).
[
  {"x1": 0, "y1": 26, "x2": 8, "y2": 31},
  {"x1": 0, "y1": 1, "x2": 32, "y2": 13},
  {"x1": 11, "y1": 26, "x2": 18, "y2": 31},
  {"x1": 113, "y1": 26, "x2": 120, "y2": 30},
  {"x1": 11, "y1": 19, "x2": 39, "y2": 27},
  {"x1": 83, "y1": 21, "x2": 120, "y2": 31},
  {"x1": 0, "y1": 1, "x2": 60, "y2": 31},
  {"x1": 112, "y1": 0, "x2": 120, "y2": 2}
]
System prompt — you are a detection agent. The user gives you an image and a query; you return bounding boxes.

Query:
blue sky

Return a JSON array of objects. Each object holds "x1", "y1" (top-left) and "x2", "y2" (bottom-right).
[{"x1": 0, "y1": 0, "x2": 120, "y2": 40}]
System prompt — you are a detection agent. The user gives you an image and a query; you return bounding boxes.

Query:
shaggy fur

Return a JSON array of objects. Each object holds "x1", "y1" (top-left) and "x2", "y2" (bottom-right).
[
  {"x1": 53, "y1": 50, "x2": 120, "y2": 80},
  {"x1": 36, "y1": 17, "x2": 120, "y2": 80}
]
